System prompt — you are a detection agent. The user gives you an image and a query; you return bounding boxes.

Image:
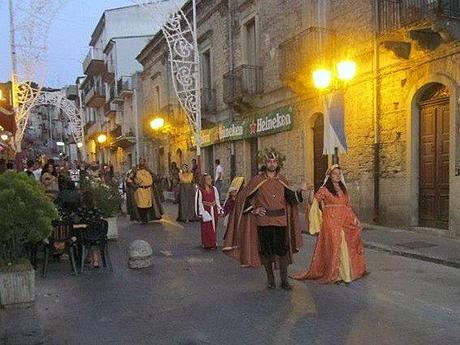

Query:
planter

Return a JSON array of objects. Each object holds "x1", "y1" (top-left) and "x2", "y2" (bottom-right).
[
  {"x1": 0, "y1": 261, "x2": 35, "y2": 306},
  {"x1": 105, "y1": 216, "x2": 118, "y2": 240}
]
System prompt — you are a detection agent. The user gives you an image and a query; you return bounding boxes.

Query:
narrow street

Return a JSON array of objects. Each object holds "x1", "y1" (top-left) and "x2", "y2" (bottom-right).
[{"x1": 2, "y1": 203, "x2": 460, "y2": 345}]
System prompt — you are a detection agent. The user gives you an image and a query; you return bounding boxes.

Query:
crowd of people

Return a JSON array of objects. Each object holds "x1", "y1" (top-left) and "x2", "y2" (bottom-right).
[{"x1": 1, "y1": 150, "x2": 368, "y2": 287}]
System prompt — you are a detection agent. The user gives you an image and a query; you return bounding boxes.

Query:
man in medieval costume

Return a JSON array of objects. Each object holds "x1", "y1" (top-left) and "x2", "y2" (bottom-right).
[
  {"x1": 126, "y1": 158, "x2": 163, "y2": 223},
  {"x1": 223, "y1": 149, "x2": 309, "y2": 290}
]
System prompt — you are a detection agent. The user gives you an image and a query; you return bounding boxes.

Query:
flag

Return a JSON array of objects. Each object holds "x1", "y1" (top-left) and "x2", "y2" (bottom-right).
[{"x1": 323, "y1": 90, "x2": 347, "y2": 155}]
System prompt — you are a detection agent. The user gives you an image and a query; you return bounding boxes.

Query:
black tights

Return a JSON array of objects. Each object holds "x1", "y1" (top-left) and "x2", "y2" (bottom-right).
[
  {"x1": 138, "y1": 208, "x2": 149, "y2": 223},
  {"x1": 261, "y1": 254, "x2": 290, "y2": 285}
]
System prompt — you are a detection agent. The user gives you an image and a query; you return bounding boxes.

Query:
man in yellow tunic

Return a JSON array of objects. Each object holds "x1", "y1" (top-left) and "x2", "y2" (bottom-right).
[{"x1": 129, "y1": 158, "x2": 163, "y2": 223}]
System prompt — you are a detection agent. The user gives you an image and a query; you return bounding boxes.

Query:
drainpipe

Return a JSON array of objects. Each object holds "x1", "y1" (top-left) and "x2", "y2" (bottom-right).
[
  {"x1": 228, "y1": 0, "x2": 236, "y2": 180},
  {"x1": 373, "y1": 0, "x2": 381, "y2": 223}
]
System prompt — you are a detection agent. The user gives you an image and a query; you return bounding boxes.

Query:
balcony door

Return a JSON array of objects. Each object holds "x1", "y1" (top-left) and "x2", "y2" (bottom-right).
[
  {"x1": 245, "y1": 19, "x2": 257, "y2": 66},
  {"x1": 419, "y1": 84, "x2": 450, "y2": 229}
]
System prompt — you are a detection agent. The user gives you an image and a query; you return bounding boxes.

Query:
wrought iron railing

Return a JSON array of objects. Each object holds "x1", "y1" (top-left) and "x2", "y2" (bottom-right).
[
  {"x1": 378, "y1": 0, "x2": 460, "y2": 33},
  {"x1": 223, "y1": 65, "x2": 263, "y2": 104},
  {"x1": 279, "y1": 26, "x2": 335, "y2": 81},
  {"x1": 117, "y1": 76, "x2": 133, "y2": 96}
]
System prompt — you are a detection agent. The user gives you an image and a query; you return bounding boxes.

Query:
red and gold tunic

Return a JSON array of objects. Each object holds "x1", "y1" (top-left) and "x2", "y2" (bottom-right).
[{"x1": 253, "y1": 177, "x2": 288, "y2": 227}]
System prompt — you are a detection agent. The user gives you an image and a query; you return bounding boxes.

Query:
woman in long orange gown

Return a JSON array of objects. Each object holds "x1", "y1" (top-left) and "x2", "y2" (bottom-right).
[{"x1": 291, "y1": 165, "x2": 367, "y2": 284}]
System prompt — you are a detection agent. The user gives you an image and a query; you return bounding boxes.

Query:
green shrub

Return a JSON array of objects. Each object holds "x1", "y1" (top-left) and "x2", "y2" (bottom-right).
[
  {"x1": 0, "y1": 172, "x2": 58, "y2": 264},
  {"x1": 80, "y1": 177, "x2": 122, "y2": 218}
]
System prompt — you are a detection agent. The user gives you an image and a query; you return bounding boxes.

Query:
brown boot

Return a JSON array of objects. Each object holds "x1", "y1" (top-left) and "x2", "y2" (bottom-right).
[
  {"x1": 279, "y1": 255, "x2": 293, "y2": 291},
  {"x1": 261, "y1": 255, "x2": 275, "y2": 289}
]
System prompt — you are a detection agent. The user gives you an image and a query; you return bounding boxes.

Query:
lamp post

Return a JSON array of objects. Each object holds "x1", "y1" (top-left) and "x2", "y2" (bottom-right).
[
  {"x1": 132, "y1": 0, "x2": 202, "y2": 175},
  {"x1": 312, "y1": 59, "x2": 357, "y2": 164},
  {"x1": 97, "y1": 134, "x2": 108, "y2": 163}
]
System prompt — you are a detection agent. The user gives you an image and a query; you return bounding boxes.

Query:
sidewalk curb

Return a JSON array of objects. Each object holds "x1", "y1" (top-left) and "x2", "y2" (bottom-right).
[{"x1": 364, "y1": 241, "x2": 460, "y2": 269}]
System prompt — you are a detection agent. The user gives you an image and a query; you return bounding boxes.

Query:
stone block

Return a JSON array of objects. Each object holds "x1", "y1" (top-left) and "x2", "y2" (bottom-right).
[
  {"x1": 0, "y1": 266, "x2": 35, "y2": 306},
  {"x1": 128, "y1": 240, "x2": 153, "y2": 269}
]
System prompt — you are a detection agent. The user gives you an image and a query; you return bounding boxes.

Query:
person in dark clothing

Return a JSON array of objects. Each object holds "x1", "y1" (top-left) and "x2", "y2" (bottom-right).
[{"x1": 25, "y1": 159, "x2": 35, "y2": 178}]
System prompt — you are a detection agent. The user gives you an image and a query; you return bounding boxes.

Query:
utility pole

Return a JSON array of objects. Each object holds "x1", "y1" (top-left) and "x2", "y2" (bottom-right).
[{"x1": 192, "y1": 0, "x2": 202, "y2": 174}]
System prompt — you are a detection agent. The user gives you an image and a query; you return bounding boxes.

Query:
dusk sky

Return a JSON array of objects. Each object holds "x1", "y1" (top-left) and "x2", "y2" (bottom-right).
[{"x1": 0, "y1": 0, "x2": 173, "y2": 88}]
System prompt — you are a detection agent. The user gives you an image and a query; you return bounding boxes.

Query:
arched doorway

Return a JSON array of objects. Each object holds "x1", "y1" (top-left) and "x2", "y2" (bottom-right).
[
  {"x1": 418, "y1": 83, "x2": 450, "y2": 229},
  {"x1": 313, "y1": 113, "x2": 328, "y2": 191}
]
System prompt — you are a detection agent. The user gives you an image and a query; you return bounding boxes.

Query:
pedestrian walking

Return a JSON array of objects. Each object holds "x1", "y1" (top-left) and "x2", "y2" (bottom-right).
[
  {"x1": 191, "y1": 158, "x2": 200, "y2": 183},
  {"x1": 177, "y1": 164, "x2": 198, "y2": 222},
  {"x1": 195, "y1": 173, "x2": 222, "y2": 249},
  {"x1": 222, "y1": 176, "x2": 245, "y2": 232},
  {"x1": 127, "y1": 158, "x2": 163, "y2": 223},
  {"x1": 290, "y1": 164, "x2": 367, "y2": 284},
  {"x1": 25, "y1": 159, "x2": 35, "y2": 178},
  {"x1": 32, "y1": 160, "x2": 43, "y2": 181},
  {"x1": 214, "y1": 159, "x2": 223, "y2": 202},
  {"x1": 223, "y1": 149, "x2": 308, "y2": 290},
  {"x1": 41, "y1": 163, "x2": 59, "y2": 200}
]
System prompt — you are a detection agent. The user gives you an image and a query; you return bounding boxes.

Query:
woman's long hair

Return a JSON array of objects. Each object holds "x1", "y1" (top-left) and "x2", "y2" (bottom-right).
[
  {"x1": 324, "y1": 177, "x2": 347, "y2": 197},
  {"x1": 198, "y1": 173, "x2": 212, "y2": 189}
]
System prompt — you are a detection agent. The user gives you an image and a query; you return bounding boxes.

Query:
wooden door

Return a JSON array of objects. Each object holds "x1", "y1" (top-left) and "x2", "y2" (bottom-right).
[
  {"x1": 313, "y1": 114, "x2": 329, "y2": 191},
  {"x1": 419, "y1": 98, "x2": 449, "y2": 229}
]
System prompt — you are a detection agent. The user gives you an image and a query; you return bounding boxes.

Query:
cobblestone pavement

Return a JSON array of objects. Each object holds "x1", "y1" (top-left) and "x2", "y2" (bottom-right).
[{"x1": 1, "y1": 203, "x2": 460, "y2": 345}]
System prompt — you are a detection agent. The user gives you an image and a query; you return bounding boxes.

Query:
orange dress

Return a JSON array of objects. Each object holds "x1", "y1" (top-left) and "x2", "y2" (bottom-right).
[{"x1": 292, "y1": 186, "x2": 367, "y2": 283}]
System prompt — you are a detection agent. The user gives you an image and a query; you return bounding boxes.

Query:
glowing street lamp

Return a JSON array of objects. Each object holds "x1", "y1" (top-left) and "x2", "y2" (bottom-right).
[
  {"x1": 77, "y1": 142, "x2": 83, "y2": 148},
  {"x1": 1, "y1": 134, "x2": 8, "y2": 141},
  {"x1": 312, "y1": 60, "x2": 357, "y2": 90},
  {"x1": 150, "y1": 117, "x2": 165, "y2": 130},
  {"x1": 97, "y1": 134, "x2": 107, "y2": 144},
  {"x1": 312, "y1": 69, "x2": 332, "y2": 89},
  {"x1": 337, "y1": 60, "x2": 357, "y2": 81}
]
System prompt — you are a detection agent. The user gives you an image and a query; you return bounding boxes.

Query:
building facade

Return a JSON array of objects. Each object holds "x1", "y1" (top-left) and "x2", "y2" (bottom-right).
[
  {"x1": 136, "y1": 0, "x2": 460, "y2": 238},
  {"x1": 80, "y1": 4, "x2": 178, "y2": 174}
]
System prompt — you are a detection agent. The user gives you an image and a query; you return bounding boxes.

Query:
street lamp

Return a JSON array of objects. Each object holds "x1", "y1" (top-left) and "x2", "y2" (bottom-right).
[
  {"x1": 150, "y1": 117, "x2": 165, "y2": 130},
  {"x1": 312, "y1": 59, "x2": 357, "y2": 89},
  {"x1": 97, "y1": 134, "x2": 107, "y2": 144},
  {"x1": 77, "y1": 142, "x2": 83, "y2": 148},
  {"x1": 1, "y1": 134, "x2": 8, "y2": 141},
  {"x1": 312, "y1": 59, "x2": 357, "y2": 164},
  {"x1": 337, "y1": 60, "x2": 357, "y2": 81},
  {"x1": 313, "y1": 69, "x2": 332, "y2": 89}
]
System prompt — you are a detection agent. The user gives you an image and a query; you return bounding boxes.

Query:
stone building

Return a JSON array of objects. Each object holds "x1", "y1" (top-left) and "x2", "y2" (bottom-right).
[
  {"x1": 137, "y1": 0, "x2": 460, "y2": 238},
  {"x1": 79, "y1": 3, "x2": 178, "y2": 174}
]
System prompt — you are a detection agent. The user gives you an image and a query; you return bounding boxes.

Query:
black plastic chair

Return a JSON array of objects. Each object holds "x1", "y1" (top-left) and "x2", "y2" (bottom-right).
[
  {"x1": 43, "y1": 220, "x2": 78, "y2": 278},
  {"x1": 80, "y1": 219, "x2": 113, "y2": 273}
]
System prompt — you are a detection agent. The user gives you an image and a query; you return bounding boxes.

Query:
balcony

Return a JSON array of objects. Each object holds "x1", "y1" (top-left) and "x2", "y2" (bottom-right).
[
  {"x1": 83, "y1": 85, "x2": 105, "y2": 108},
  {"x1": 117, "y1": 76, "x2": 133, "y2": 98},
  {"x1": 104, "y1": 101, "x2": 117, "y2": 117},
  {"x1": 223, "y1": 65, "x2": 263, "y2": 110},
  {"x1": 279, "y1": 26, "x2": 335, "y2": 89},
  {"x1": 201, "y1": 88, "x2": 217, "y2": 114},
  {"x1": 65, "y1": 85, "x2": 78, "y2": 100},
  {"x1": 102, "y1": 62, "x2": 115, "y2": 83},
  {"x1": 378, "y1": 1, "x2": 460, "y2": 56},
  {"x1": 83, "y1": 47, "x2": 105, "y2": 75}
]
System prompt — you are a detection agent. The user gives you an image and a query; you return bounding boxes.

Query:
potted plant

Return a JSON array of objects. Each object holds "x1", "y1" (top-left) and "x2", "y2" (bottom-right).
[
  {"x1": 81, "y1": 177, "x2": 122, "y2": 239},
  {"x1": 0, "y1": 172, "x2": 58, "y2": 306}
]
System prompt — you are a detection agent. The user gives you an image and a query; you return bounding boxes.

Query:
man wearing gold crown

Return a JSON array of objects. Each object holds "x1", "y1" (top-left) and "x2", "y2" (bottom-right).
[{"x1": 223, "y1": 149, "x2": 309, "y2": 290}]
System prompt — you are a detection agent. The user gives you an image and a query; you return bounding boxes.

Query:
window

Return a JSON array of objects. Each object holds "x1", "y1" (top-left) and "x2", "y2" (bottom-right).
[
  {"x1": 201, "y1": 50, "x2": 212, "y2": 89},
  {"x1": 154, "y1": 85, "x2": 160, "y2": 112},
  {"x1": 245, "y1": 19, "x2": 257, "y2": 65}
]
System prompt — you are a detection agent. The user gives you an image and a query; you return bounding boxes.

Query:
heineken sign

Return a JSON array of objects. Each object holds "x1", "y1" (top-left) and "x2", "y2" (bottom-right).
[
  {"x1": 194, "y1": 105, "x2": 293, "y2": 147},
  {"x1": 251, "y1": 108, "x2": 292, "y2": 136}
]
